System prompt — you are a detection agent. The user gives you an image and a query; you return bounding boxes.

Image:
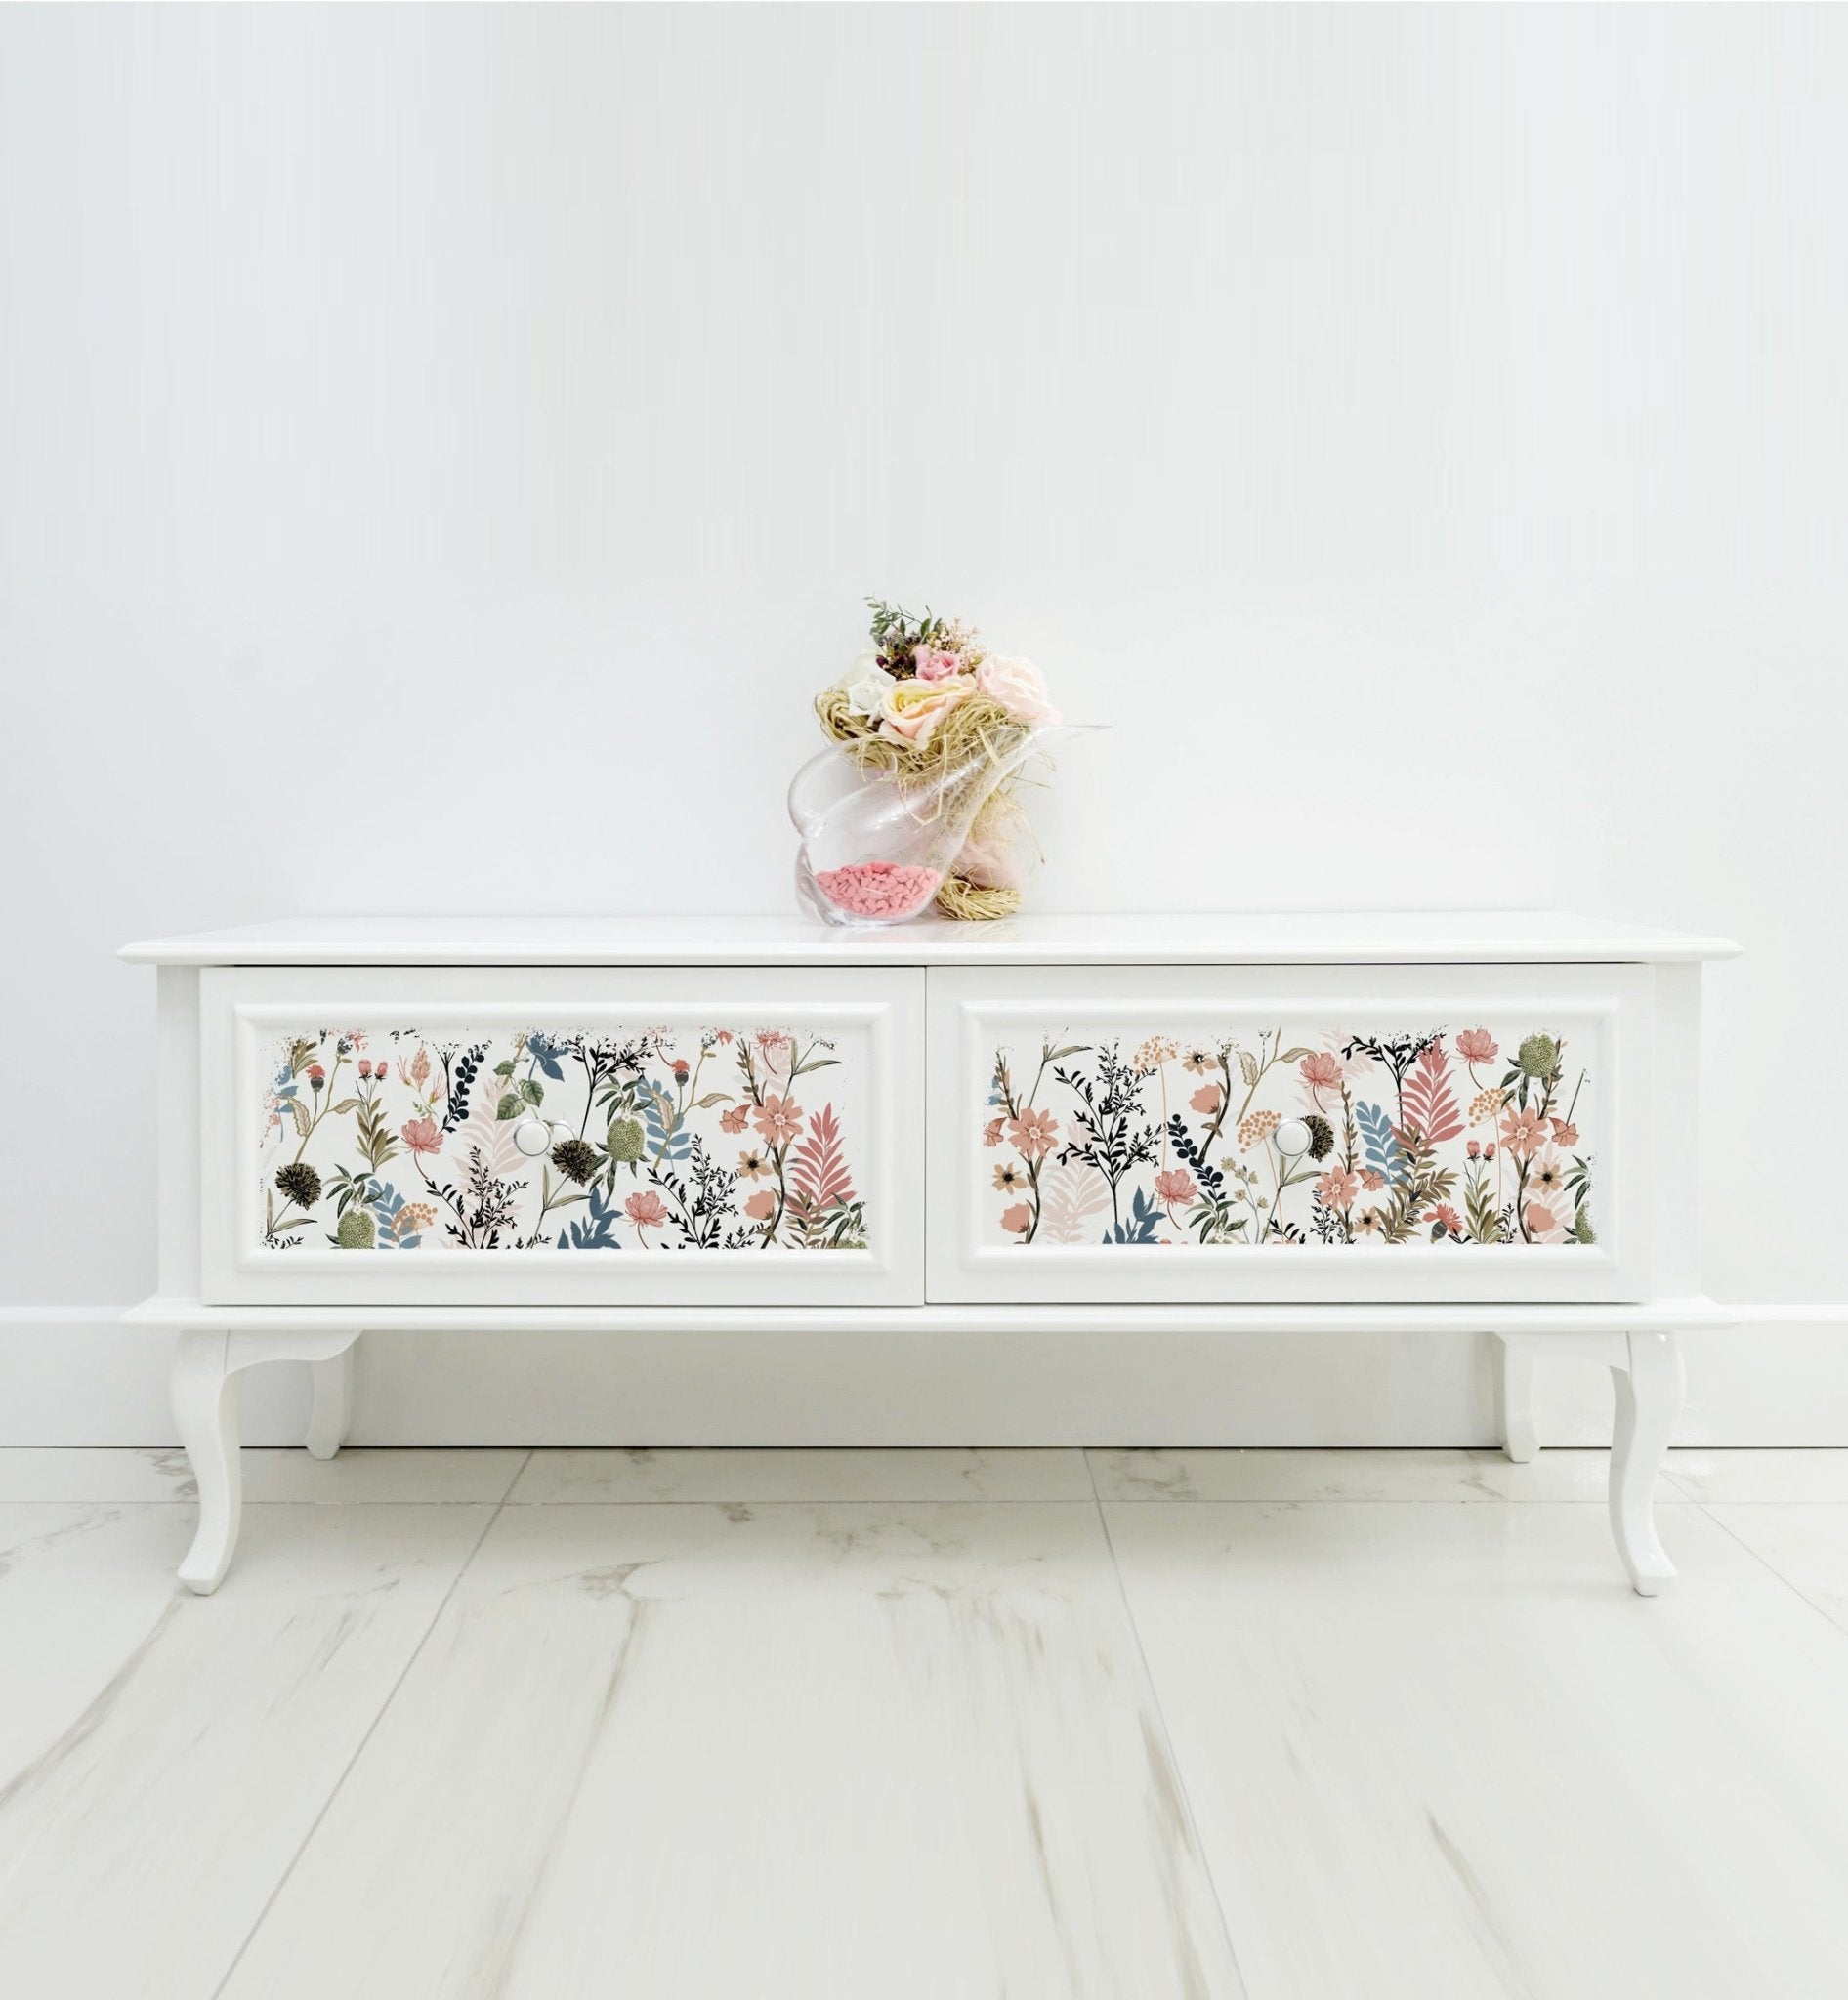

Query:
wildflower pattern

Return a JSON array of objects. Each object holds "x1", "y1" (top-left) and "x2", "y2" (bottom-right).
[
  {"x1": 983, "y1": 1025, "x2": 1593, "y2": 1248},
  {"x1": 260, "y1": 1027, "x2": 867, "y2": 1253}
]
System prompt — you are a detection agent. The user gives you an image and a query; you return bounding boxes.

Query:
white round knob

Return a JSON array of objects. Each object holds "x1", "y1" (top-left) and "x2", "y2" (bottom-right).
[
  {"x1": 513, "y1": 1116, "x2": 551, "y2": 1157},
  {"x1": 1275, "y1": 1118, "x2": 1312, "y2": 1158}
]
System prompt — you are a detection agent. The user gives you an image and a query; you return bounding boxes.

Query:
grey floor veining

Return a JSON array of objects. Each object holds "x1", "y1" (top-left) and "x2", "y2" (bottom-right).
[{"x1": 5, "y1": 1446, "x2": 1848, "y2": 1999}]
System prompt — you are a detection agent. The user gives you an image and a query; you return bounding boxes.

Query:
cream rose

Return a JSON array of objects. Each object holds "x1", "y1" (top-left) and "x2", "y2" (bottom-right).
[
  {"x1": 975, "y1": 653, "x2": 1059, "y2": 725},
  {"x1": 879, "y1": 674, "x2": 974, "y2": 748},
  {"x1": 835, "y1": 651, "x2": 896, "y2": 719}
]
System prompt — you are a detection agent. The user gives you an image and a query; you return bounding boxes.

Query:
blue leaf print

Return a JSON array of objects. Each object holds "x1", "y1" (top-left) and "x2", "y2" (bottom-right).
[
  {"x1": 558, "y1": 1182, "x2": 624, "y2": 1250},
  {"x1": 1355, "y1": 1101, "x2": 1407, "y2": 1188},
  {"x1": 526, "y1": 1033, "x2": 567, "y2": 1081},
  {"x1": 1104, "y1": 1186, "x2": 1163, "y2": 1245},
  {"x1": 640, "y1": 1078, "x2": 693, "y2": 1162}
]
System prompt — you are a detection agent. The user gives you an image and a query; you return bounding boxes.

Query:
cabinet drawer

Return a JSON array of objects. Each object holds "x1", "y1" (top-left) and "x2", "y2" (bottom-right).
[
  {"x1": 926, "y1": 965, "x2": 1653, "y2": 1304},
  {"x1": 201, "y1": 968, "x2": 922, "y2": 1305}
]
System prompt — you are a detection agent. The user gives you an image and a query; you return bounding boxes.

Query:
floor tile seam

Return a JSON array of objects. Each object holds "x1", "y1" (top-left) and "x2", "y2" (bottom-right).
[
  {"x1": 205, "y1": 1468, "x2": 522, "y2": 2000},
  {"x1": 1084, "y1": 1450, "x2": 1254, "y2": 1999},
  {"x1": 1689, "y1": 1497, "x2": 1848, "y2": 1641}
]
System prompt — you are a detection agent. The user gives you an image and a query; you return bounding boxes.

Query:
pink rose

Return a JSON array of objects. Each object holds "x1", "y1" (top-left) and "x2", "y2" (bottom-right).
[
  {"x1": 912, "y1": 645, "x2": 962, "y2": 683},
  {"x1": 1189, "y1": 1083, "x2": 1224, "y2": 1115},
  {"x1": 879, "y1": 676, "x2": 973, "y2": 748},
  {"x1": 975, "y1": 654, "x2": 1059, "y2": 725},
  {"x1": 1456, "y1": 1029, "x2": 1498, "y2": 1066},
  {"x1": 624, "y1": 1191, "x2": 668, "y2": 1229},
  {"x1": 743, "y1": 1189, "x2": 777, "y2": 1221},
  {"x1": 999, "y1": 1202, "x2": 1032, "y2": 1234}
]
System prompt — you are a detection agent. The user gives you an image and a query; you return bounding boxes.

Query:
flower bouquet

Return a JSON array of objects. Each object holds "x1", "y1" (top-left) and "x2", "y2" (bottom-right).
[{"x1": 790, "y1": 598, "x2": 1065, "y2": 927}]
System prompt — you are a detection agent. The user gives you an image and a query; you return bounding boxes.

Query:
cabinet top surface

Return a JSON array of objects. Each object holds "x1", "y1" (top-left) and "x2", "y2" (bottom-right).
[{"x1": 120, "y1": 910, "x2": 1739, "y2": 967}]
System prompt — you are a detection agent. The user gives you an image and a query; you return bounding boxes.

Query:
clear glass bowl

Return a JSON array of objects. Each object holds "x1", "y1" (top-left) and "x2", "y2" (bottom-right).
[{"x1": 789, "y1": 727, "x2": 1047, "y2": 928}]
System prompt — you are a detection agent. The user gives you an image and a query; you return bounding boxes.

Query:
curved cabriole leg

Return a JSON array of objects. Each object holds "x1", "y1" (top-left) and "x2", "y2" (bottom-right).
[
  {"x1": 1610, "y1": 1329, "x2": 1684, "y2": 1596},
  {"x1": 306, "y1": 1341, "x2": 357, "y2": 1460},
  {"x1": 172, "y1": 1330, "x2": 242, "y2": 1596},
  {"x1": 1494, "y1": 1332, "x2": 1540, "y2": 1464}
]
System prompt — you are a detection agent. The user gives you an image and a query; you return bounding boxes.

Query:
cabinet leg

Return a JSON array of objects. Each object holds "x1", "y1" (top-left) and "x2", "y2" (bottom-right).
[
  {"x1": 1493, "y1": 1332, "x2": 1540, "y2": 1463},
  {"x1": 172, "y1": 1330, "x2": 243, "y2": 1596},
  {"x1": 306, "y1": 1340, "x2": 356, "y2": 1460},
  {"x1": 1609, "y1": 1329, "x2": 1684, "y2": 1596}
]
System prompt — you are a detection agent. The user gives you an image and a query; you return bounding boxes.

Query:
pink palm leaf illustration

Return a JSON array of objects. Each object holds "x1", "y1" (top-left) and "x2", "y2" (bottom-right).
[{"x1": 1399, "y1": 1041, "x2": 1464, "y2": 1149}]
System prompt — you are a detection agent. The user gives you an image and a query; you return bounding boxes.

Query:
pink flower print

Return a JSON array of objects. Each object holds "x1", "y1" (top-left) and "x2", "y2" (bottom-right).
[
  {"x1": 625, "y1": 1190, "x2": 669, "y2": 1236},
  {"x1": 1551, "y1": 1118, "x2": 1579, "y2": 1148},
  {"x1": 671, "y1": 1057, "x2": 691, "y2": 1083},
  {"x1": 999, "y1": 1202, "x2": 1032, "y2": 1234},
  {"x1": 1153, "y1": 1168, "x2": 1197, "y2": 1208},
  {"x1": 1315, "y1": 1167, "x2": 1361, "y2": 1211},
  {"x1": 742, "y1": 1188, "x2": 777, "y2": 1222},
  {"x1": 1360, "y1": 1167, "x2": 1386, "y2": 1192},
  {"x1": 752, "y1": 1095, "x2": 803, "y2": 1146},
  {"x1": 399, "y1": 1117, "x2": 442, "y2": 1156},
  {"x1": 983, "y1": 1116, "x2": 1006, "y2": 1148},
  {"x1": 1455, "y1": 1029, "x2": 1499, "y2": 1067},
  {"x1": 1466, "y1": 1139, "x2": 1482, "y2": 1160},
  {"x1": 1298, "y1": 1052, "x2": 1343, "y2": 1098},
  {"x1": 357, "y1": 1059, "x2": 372, "y2": 1079},
  {"x1": 1424, "y1": 1203, "x2": 1464, "y2": 1239},
  {"x1": 1525, "y1": 1201, "x2": 1564, "y2": 1242},
  {"x1": 1498, "y1": 1105, "x2": 1549, "y2": 1161},
  {"x1": 912, "y1": 644, "x2": 962, "y2": 683},
  {"x1": 1189, "y1": 1083, "x2": 1224, "y2": 1116},
  {"x1": 1007, "y1": 1108, "x2": 1059, "y2": 1160},
  {"x1": 720, "y1": 1104, "x2": 751, "y2": 1135}
]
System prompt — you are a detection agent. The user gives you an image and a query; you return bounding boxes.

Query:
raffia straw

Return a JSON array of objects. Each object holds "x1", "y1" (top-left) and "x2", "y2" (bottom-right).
[{"x1": 934, "y1": 875, "x2": 1023, "y2": 921}]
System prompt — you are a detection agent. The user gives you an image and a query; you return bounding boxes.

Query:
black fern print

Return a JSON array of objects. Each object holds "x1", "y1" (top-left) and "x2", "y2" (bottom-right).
[
  {"x1": 648, "y1": 1136, "x2": 739, "y2": 1249},
  {"x1": 1341, "y1": 1031, "x2": 1441, "y2": 1124},
  {"x1": 433, "y1": 1145, "x2": 525, "y2": 1248},
  {"x1": 1054, "y1": 1040, "x2": 1157, "y2": 1233},
  {"x1": 441, "y1": 1042, "x2": 488, "y2": 1135}
]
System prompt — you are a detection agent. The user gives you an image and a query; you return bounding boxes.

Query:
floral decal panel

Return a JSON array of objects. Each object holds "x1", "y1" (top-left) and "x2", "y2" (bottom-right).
[
  {"x1": 261, "y1": 1027, "x2": 866, "y2": 1252},
  {"x1": 983, "y1": 1026, "x2": 1593, "y2": 1248}
]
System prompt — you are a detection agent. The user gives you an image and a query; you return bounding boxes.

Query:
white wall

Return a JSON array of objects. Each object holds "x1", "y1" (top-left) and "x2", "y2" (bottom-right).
[{"x1": 2, "y1": 6, "x2": 1843, "y2": 1441}]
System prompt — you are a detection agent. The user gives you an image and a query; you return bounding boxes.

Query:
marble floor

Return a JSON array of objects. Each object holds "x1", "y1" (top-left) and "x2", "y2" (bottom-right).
[{"x1": 4, "y1": 1449, "x2": 1848, "y2": 1998}]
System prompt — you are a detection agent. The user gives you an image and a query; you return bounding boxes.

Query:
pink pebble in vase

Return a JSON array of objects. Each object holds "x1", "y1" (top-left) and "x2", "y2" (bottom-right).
[{"x1": 815, "y1": 861, "x2": 942, "y2": 921}]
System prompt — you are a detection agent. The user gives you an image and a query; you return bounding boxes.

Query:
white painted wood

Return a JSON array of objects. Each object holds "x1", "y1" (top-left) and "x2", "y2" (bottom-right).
[
  {"x1": 927, "y1": 962, "x2": 1655, "y2": 1304},
  {"x1": 305, "y1": 1344, "x2": 355, "y2": 1460},
  {"x1": 198, "y1": 966, "x2": 924, "y2": 1307},
  {"x1": 155, "y1": 966, "x2": 201, "y2": 1300},
  {"x1": 170, "y1": 1330, "x2": 238, "y2": 1594},
  {"x1": 170, "y1": 1326, "x2": 362, "y2": 1593},
  {"x1": 124, "y1": 1295, "x2": 1737, "y2": 1336},
  {"x1": 1494, "y1": 1332, "x2": 1541, "y2": 1462},
  {"x1": 119, "y1": 908, "x2": 1742, "y2": 968},
  {"x1": 1610, "y1": 1329, "x2": 1685, "y2": 1596}
]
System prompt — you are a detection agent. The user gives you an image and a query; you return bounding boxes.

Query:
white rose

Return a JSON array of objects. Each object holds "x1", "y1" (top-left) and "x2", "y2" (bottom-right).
[
  {"x1": 975, "y1": 653, "x2": 1060, "y2": 726},
  {"x1": 835, "y1": 652, "x2": 896, "y2": 718}
]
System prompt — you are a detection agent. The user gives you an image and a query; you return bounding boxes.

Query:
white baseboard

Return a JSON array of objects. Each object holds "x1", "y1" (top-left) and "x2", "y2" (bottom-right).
[{"x1": 1, "y1": 1305, "x2": 1842, "y2": 1447}]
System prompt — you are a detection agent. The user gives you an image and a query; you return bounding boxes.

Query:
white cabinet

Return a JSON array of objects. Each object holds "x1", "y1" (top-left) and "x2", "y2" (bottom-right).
[{"x1": 120, "y1": 911, "x2": 1737, "y2": 1595}]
